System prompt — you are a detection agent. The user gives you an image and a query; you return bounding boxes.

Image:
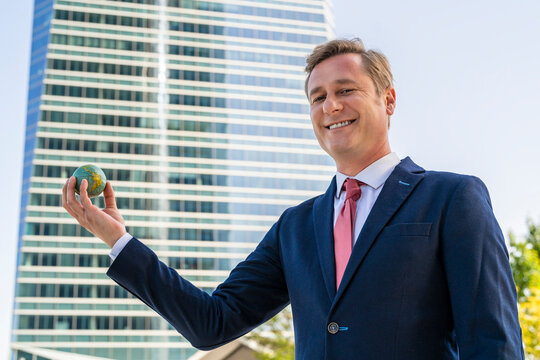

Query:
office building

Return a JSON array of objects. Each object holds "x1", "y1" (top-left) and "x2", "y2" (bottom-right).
[{"x1": 11, "y1": 0, "x2": 334, "y2": 359}]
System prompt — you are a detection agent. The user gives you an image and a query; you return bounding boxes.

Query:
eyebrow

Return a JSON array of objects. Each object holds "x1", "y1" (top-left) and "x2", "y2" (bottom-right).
[{"x1": 308, "y1": 78, "x2": 359, "y2": 98}]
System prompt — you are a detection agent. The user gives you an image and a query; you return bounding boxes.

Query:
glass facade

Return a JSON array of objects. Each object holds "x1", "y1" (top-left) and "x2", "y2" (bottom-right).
[{"x1": 12, "y1": 0, "x2": 334, "y2": 359}]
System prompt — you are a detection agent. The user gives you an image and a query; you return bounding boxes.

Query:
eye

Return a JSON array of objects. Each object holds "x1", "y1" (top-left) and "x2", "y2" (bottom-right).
[
  {"x1": 311, "y1": 95, "x2": 325, "y2": 104},
  {"x1": 340, "y1": 88, "x2": 354, "y2": 95}
]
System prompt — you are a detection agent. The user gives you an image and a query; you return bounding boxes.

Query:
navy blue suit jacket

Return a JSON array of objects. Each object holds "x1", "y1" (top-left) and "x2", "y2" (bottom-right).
[{"x1": 108, "y1": 157, "x2": 524, "y2": 359}]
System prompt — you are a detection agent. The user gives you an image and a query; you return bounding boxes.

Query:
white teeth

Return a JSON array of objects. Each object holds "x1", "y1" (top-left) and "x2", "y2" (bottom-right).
[{"x1": 328, "y1": 120, "x2": 352, "y2": 130}]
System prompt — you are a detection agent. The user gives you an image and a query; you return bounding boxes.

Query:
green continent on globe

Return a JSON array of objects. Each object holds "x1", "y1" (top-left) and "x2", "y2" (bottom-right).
[{"x1": 73, "y1": 164, "x2": 107, "y2": 198}]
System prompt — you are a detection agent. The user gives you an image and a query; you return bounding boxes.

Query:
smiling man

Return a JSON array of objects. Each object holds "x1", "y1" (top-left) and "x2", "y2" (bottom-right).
[
  {"x1": 63, "y1": 38, "x2": 524, "y2": 359},
  {"x1": 307, "y1": 50, "x2": 394, "y2": 177}
]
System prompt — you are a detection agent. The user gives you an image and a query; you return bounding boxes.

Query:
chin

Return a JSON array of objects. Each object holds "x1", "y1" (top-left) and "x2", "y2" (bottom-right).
[{"x1": 327, "y1": 147, "x2": 355, "y2": 160}]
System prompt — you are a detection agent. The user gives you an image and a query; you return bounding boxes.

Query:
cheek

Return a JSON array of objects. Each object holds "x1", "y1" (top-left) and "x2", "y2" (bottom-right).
[
  {"x1": 309, "y1": 122, "x2": 321, "y2": 142},
  {"x1": 310, "y1": 107, "x2": 323, "y2": 128},
  {"x1": 309, "y1": 106, "x2": 319, "y2": 120}
]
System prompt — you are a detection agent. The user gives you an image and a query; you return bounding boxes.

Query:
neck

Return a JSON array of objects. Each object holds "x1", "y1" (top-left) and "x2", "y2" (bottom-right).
[{"x1": 335, "y1": 147, "x2": 391, "y2": 177}]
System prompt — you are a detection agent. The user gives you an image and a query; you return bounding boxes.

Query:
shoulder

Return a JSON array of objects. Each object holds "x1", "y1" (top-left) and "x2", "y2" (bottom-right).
[
  {"x1": 397, "y1": 157, "x2": 487, "y2": 194},
  {"x1": 277, "y1": 175, "x2": 334, "y2": 222},
  {"x1": 420, "y1": 170, "x2": 492, "y2": 208},
  {"x1": 280, "y1": 195, "x2": 319, "y2": 221},
  {"x1": 401, "y1": 156, "x2": 493, "y2": 206},
  {"x1": 422, "y1": 169, "x2": 487, "y2": 191}
]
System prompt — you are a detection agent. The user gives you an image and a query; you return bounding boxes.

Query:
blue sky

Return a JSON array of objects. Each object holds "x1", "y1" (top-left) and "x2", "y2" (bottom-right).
[{"x1": 1, "y1": 0, "x2": 539, "y2": 357}]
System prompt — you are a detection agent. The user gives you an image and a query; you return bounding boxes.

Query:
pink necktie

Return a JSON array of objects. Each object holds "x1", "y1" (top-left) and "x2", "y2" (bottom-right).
[{"x1": 334, "y1": 178, "x2": 363, "y2": 289}]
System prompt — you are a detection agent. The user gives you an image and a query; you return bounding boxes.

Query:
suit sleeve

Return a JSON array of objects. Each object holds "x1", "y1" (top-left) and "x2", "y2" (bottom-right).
[
  {"x1": 441, "y1": 176, "x2": 524, "y2": 359},
  {"x1": 106, "y1": 218, "x2": 290, "y2": 350}
]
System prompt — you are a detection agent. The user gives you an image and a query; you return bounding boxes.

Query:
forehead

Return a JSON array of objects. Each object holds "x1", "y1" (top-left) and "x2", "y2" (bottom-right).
[{"x1": 307, "y1": 53, "x2": 366, "y2": 93}]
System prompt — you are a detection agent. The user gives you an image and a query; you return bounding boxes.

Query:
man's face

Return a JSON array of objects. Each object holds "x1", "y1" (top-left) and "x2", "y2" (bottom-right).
[{"x1": 307, "y1": 53, "x2": 395, "y2": 171}]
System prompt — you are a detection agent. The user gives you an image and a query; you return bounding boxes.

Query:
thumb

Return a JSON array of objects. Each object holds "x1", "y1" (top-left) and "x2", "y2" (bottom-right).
[{"x1": 103, "y1": 182, "x2": 118, "y2": 209}]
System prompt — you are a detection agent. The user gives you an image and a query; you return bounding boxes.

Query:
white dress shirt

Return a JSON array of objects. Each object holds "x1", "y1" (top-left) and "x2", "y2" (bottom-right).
[
  {"x1": 111, "y1": 152, "x2": 401, "y2": 260},
  {"x1": 333, "y1": 152, "x2": 400, "y2": 246},
  {"x1": 110, "y1": 232, "x2": 132, "y2": 260}
]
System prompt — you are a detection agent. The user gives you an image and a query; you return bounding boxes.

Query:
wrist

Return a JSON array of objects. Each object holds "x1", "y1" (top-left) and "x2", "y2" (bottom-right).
[{"x1": 103, "y1": 228, "x2": 127, "y2": 248}]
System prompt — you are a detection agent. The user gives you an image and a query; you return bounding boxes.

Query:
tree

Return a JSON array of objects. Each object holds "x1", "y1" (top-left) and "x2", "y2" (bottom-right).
[
  {"x1": 518, "y1": 288, "x2": 540, "y2": 359},
  {"x1": 248, "y1": 307, "x2": 294, "y2": 360},
  {"x1": 509, "y1": 231, "x2": 540, "y2": 302},
  {"x1": 509, "y1": 219, "x2": 540, "y2": 359}
]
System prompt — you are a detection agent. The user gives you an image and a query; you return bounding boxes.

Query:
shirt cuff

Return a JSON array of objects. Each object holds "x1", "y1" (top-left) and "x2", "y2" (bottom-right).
[{"x1": 109, "y1": 232, "x2": 133, "y2": 261}]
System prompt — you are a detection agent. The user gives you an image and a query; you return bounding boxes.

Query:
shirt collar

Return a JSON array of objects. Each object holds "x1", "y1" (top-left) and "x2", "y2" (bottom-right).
[{"x1": 335, "y1": 152, "x2": 401, "y2": 198}]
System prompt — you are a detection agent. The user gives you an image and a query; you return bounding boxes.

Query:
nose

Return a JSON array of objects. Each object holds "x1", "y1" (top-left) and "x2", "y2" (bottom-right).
[{"x1": 323, "y1": 94, "x2": 343, "y2": 114}]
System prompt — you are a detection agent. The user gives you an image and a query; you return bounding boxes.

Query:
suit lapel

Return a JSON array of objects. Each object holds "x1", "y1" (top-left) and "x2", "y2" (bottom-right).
[
  {"x1": 313, "y1": 176, "x2": 337, "y2": 301},
  {"x1": 333, "y1": 157, "x2": 426, "y2": 303}
]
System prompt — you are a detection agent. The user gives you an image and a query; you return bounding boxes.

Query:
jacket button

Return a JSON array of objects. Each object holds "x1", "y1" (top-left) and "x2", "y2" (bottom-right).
[{"x1": 327, "y1": 322, "x2": 339, "y2": 334}]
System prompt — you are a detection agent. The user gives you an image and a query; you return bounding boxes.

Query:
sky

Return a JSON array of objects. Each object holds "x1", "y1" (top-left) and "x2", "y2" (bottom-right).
[{"x1": 1, "y1": 0, "x2": 539, "y2": 357}]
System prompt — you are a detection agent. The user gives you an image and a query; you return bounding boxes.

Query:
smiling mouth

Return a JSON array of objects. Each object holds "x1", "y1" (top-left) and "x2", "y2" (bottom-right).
[{"x1": 327, "y1": 120, "x2": 355, "y2": 130}]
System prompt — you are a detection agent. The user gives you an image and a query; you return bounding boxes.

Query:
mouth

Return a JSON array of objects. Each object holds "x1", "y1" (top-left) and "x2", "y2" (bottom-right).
[{"x1": 326, "y1": 119, "x2": 355, "y2": 130}]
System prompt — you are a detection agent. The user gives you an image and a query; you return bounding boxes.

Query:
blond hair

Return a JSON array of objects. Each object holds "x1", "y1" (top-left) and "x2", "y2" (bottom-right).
[{"x1": 305, "y1": 38, "x2": 393, "y2": 96}]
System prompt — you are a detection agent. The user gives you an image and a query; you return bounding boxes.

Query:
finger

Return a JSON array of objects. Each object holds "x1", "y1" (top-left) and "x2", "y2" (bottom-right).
[
  {"x1": 62, "y1": 178, "x2": 76, "y2": 217},
  {"x1": 62, "y1": 178, "x2": 68, "y2": 207},
  {"x1": 103, "y1": 182, "x2": 118, "y2": 209},
  {"x1": 66, "y1": 176, "x2": 83, "y2": 214},
  {"x1": 79, "y1": 179, "x2": 94, "y2": 208}
]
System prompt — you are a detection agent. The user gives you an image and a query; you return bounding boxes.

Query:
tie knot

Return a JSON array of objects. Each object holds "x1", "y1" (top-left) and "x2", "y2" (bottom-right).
[{"x1": 343, "y1": 178, "x2": 363, "y2": 202}]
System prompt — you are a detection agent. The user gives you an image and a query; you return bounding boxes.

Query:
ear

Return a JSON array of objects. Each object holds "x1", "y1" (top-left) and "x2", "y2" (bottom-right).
[{"x1": 384, "y1": 87, "x2": 396, "y2": 116}]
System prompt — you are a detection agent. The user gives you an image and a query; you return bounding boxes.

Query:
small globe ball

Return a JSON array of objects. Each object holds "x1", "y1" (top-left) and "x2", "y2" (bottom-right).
[{"x1": 72, "y1": 164, "x2": 107, "y2": 198}]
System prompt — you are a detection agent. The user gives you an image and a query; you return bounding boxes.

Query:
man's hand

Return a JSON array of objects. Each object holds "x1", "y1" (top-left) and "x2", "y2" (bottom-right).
[{"x1": 62, "y1": 176, "x2": 126, "y2": 248}]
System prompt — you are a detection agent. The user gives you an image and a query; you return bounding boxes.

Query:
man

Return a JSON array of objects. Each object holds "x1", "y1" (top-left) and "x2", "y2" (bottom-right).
[{"x1": 63, "y1": 38, "x2": 524, "y2": 359}]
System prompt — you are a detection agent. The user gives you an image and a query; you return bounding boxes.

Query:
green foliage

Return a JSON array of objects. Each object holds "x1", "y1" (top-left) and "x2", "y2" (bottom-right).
[
  {"x1": 519, "y1": 289, "x2": 540, "y2": 359},
  {"x1": 509, "y1": 219, "x2": 540, "y2": 359},
  {"x1": 510, "y1": 219, "x2": 540, "y2": 302},
  {"x1": 248, "y1": 308, "x2": 294, "y2": 360}
]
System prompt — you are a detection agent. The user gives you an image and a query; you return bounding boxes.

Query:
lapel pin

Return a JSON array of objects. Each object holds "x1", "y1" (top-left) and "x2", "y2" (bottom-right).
[{"x1": 399, "y1": 181, "x2": 410, "y2": 186}]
